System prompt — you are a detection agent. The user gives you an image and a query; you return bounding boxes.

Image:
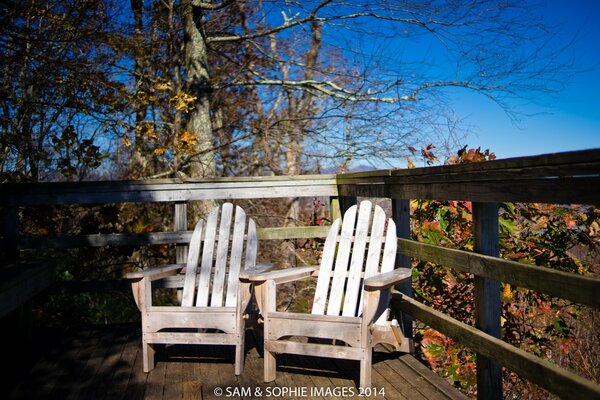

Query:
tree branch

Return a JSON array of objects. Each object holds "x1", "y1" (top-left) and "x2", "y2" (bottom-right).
[
  {"x1": 206, "y1": 0, "x2": 333, "y2": 44},
  {"x1": 191, "y1": 0, "x2": 232, "y2": 11}
]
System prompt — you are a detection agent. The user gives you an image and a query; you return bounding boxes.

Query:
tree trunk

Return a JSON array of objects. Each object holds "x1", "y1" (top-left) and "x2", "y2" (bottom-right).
[
  {"x1": 182, "y1": 1, "x2": 215, "y2": 179},
  {"x1": 130, "y1": 0, "x2": 149, "y2": 176},
  {"x1": 181, "y1": 1, "x2": 216, "y2": 218}
]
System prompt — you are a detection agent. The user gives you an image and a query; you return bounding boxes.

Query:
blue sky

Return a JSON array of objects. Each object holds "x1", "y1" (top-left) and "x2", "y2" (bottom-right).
[{"x1": 456, "y1": 0, "x2": 600, "y2": 159}]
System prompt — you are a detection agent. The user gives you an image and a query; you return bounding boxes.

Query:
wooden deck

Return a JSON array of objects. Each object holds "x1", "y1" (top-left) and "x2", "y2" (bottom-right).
[{"x1": 6, "y1": 324, "x2": 467, "y2": 400}]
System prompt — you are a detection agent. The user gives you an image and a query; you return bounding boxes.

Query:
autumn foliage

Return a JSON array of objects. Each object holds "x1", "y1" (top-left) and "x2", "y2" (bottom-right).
[{"x1": 410, "y1": 148, "x2": 599, "y2": 398}]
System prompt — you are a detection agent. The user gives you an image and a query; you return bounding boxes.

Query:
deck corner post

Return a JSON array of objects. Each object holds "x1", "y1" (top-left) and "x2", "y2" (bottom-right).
[
  {"x1": 473, "y1": 201, "x2": 502, "y2": 400},
  {"x1": 392, "y1": 198, "x2": 413, "y2": 352},
  {"x1": 174, "y1": 202, "x2": 188, "y2": 264}
]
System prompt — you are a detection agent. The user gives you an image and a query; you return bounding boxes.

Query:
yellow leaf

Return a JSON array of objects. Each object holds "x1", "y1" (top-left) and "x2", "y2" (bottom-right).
[
  {"x1": 121, "y1": 135, "x2": 131, "y2": 147},
  {"x1": 170, "y1": 91, "x2": 197, "y2": 111},
  {"x1": 153, "y1": 82, "x2": 172, "y2": 91},
  {"x1": 502, "y1": 283, "x2": 514, "y2": 302},
  {"x1": 154, "y1": 147, "x2": 166, "y2": 156}
]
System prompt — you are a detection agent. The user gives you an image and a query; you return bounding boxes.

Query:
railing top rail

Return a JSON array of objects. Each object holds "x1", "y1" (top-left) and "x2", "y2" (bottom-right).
[
  {"x1": 336, "y1": 148, "x2": 600, "y2": 180},
  {"x1": 336, "y1": 149, "x2": 600, "y2": 205},
  {"x1": 2, "y1": 149, "x2": 600, "y2": 206},
  {"x1": 0, "y1": 174, "x2": 338, "y2": 206}
]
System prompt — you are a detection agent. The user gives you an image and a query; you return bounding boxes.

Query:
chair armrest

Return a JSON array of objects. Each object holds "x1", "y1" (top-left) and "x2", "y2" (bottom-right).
[
  {"x1": 124, "y1": 263, "x2": 185, "y2": 281},
  {"x1": 364, "y1": 268, "x2": 411, "y2": 290},
  {"x1": 240, "y1": 265, "x2": 318, "y2": 284},
  {"x1": 240, "y1": 263, "x2": 273, "y2": 281}
]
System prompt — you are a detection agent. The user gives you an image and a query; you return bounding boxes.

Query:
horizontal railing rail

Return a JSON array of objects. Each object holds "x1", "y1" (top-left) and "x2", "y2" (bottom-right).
[
  {"x1": 16, "y1": 226, "x2": 332, "y2": 250},
  {"x1": 0, "y1": 174, "x2": 338, "y2": 206}
]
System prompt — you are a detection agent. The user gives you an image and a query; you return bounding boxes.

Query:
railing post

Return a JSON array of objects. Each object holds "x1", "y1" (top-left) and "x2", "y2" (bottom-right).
[
  {"x1": 329, "y1": 197, "x2": 341, "y2": 222},
  {"x1": 2, "y1": 206, "x2": 20, "y2": 260},
  {"x1": 174, "y1": 202, "x2": 188, "y2": 264},
  {"x1": 472, "y1": 202, "x2": 502, "y2": 400},
  {"x1": 392, "y1": 198, "x2": 413, "y2": 352}
]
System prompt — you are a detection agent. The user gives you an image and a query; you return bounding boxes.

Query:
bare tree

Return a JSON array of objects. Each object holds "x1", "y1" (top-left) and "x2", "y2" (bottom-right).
[{"x1": 174, "y1": 0, "x2": 571, "y2": 177}]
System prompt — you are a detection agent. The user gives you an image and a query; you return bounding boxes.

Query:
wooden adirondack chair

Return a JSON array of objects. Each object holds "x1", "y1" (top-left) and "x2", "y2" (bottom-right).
[
  {"x1": 126, "y1": 203, "x2": 261, "y2": 375},
  {"x1": 242, "y1": 200, "x2": 411, "y2": 388}
]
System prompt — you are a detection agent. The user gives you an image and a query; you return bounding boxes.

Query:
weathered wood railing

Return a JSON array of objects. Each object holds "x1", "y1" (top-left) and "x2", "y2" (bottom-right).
[
  {"x1": 337, "y1": 149, "x2": 600, "y2": 400},
  {"x1": 1, "y1": 149, "x2": 600, "y2": 399},
  {"x1": 1, "y1": 174, "x2": 337, "y2": 249}
]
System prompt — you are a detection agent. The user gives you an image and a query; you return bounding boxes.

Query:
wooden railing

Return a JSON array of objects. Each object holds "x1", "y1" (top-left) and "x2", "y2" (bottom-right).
[{"x1": 1, "y1": 149, "x2": 600, "y2": 399}]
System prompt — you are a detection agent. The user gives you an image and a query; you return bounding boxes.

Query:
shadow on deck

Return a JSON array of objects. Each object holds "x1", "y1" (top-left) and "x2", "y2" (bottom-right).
[{"x1": 6, "y1": 324, "x2": 467, "y2": 400}]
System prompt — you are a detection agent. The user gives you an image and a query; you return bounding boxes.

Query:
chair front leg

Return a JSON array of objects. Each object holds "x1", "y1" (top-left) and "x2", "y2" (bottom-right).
[
  {"x1": 262, "y1": 279, "x2": 277, "y2": 382},
  {"x1": 359, "y1": 347, "x2": 372, "y2": 388},
  {"x1": 359, "y1": 288, "x2": 381, "y2": 389},
  {"x1": 234, "y1": 281, "x2": 253, "y2": 376},
  {"x1": 142, "y1": 338, "x2": 155, "y2": 373}
]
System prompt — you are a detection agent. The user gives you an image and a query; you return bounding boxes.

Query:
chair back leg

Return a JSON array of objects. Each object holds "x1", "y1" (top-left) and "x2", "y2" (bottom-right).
[
  {"x1": 235, "y1": 335, "x2": 244, "y2": 375},
  {"x1": 143, "y1": 340, "x2": 155, "y2": 373}
]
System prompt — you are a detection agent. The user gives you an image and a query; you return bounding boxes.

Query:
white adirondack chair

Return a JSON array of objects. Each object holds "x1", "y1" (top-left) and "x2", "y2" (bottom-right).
[
  {"x1": 242, "y1": 200, "x2": 411, "y2": 388},
  {"x1": 126, "y1": 203, "x2": 261, "y2": 375}
]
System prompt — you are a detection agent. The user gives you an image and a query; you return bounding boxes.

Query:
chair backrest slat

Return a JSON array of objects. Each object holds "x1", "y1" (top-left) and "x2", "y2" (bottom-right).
[
  {"x1": 196, "y1": 207, "x2": 220, "y2": 306},
  {"x1": 373, "y1": 217, "x2": 398, "y2": 325},
  {"x1": 225, "y1": 206, "x2": 247, "y2": 306},
  {"x1": 312, "y1": 219, "x2": 341, "y2": 315},
  {"x1": 210, "y1": 203, "x2": 234, "y2": 307},
  {"x1": 342, "y1": 201, "x2": 373, "y2": 316},
  {"x1": 181, "y1": 220, "x2": 204, "y2": 306},
  {"x1": 245, "y1": 219, "x2": 258, "y2": 269}
]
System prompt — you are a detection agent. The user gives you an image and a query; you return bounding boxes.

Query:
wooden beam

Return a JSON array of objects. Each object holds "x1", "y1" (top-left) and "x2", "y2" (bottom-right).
[
  {"x1": 472, "y1": 202, "x2": 502, "y2": 400},
  {"x1": 0, "y1": 175, "x2": 338, "y2": 206},
  {"x1": 396, "y1": 293, "x2": 600, "y2": 400},
  {"x1": 256, "y1": 226, "x2": 330, "y2": 240},
  {"x1": 336, "y1": 149, "x2": 600, "y2": 181},
  {"x1": 16, "y1": 226, "x2": 332, "y2": 250},
  {"x1": 397, "y1": 239, "x2": 600, "y2": 309},
  {"x1": 336, "y1": 149, "x2": 600, "y2": 205},
  {"x1": 385, "y1": 177, "x2": 600, "y2": 205},
  {"x1": 329, "y1": 197, "x2": 341, "y2": 222},
  {"x1": 338, "y1": 176, "x2": 600, "y2": 204},
  {"x1": 174, "y1": 202, "x2": 188, "y2": 264}
]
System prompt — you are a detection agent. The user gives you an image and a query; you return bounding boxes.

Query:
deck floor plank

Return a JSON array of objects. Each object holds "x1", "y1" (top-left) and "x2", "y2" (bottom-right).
[
  {"x1": 181, "y1": 342, "x2": 202, "y2": 400},
  {"x1": 7, "y1": 324, "x2": 468, "y2": 400},
  {"x1": 122, "y1": 328, "x2": 149, "y2": 400},
  {"x1": 104, "y1": 327, "x2": 143, "y2": 400},
  {"x1": 144, "y1": 344, "x2": 168, "y2": 400},
  {"x1": 375, "y1": 357, "x2": 428, "y2": 400},
  {"x1": 82, "y1": 325, "x2": 133, "y2": 400},
  {"x1": 46, "y1": 328, "x2": 93, "y2": 399},
  {"x1": 163, "y1": 345, "x2": 184, "y2": 400}
]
